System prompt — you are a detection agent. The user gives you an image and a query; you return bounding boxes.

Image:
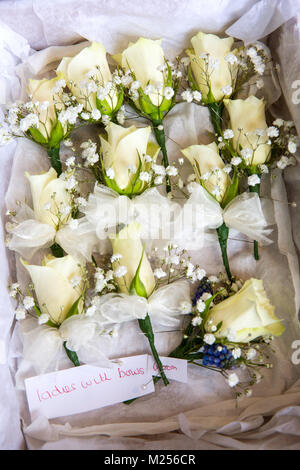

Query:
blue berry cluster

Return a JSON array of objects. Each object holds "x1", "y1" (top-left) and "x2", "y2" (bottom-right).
[
  {"x1": 192, "y1": 278, "x2": 213, "y2": 307},
  {"x1": 202, "y1": 343, "x2": 233, "y2": 369}
]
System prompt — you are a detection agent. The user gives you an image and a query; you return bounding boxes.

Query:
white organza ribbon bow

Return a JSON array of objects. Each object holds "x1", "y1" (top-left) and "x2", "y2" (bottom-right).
[
  {"x1": 21, "y1": 280, "x2": 190, "y2": 374},
  {"x1": 95, "y1": 279, "x2": 191, "y2": 328},
  {"x1": 82, "y1": 184, "x2": 179, "y2": 241},
  {"x1": 179, "y1": 184, "x2": 273, "y2": 245},
  {"x1": 8, "y1": 204, "x2": 98, "y2": 260},
  {"x1": 21, "y1": 315, "x2": 112, "y2": 374}
]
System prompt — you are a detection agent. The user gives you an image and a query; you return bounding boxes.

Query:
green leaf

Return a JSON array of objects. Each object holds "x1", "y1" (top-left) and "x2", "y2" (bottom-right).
[
  {"x1": 188, "y1": 64, "x2": 198, "y2": 91},
  {"x1": 63, "y1": 342, "x2": 80, "y2": 367},
  {"x1": 96, "y1": 97, "x2": 112, "y2": 115},
  {"x1": 129, "y1": 246, "x2": 148, "y2": 298},
  {"x1": 221, "y1": 168, "x2": 239, "y2": 209},
  {"x1": 65, "y1": 295, "x2": 82, "y2": 320},
  {"x1": 49, "y1": 120, "x2": 64, "y2": 148},
  {"x1": 28, "y1": 127, "x2": 48, "y2": 145}
]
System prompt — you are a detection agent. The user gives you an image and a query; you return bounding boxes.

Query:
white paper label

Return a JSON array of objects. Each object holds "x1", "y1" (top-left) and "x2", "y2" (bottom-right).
[
  {"x1": 149, "y1": 356, "x2": 187, "y2": 383},
  {"x1": 25, "y1": 354, "x2": 154, "y2": 420}
]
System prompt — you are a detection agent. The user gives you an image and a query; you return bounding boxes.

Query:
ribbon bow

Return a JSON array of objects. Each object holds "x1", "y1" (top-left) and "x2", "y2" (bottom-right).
[
  {"x1": 176, "y1": 185, "x2": 273, "y2": 247},
  {"x1": 8, "y1": 204, "x2": 98, "y2": 261},
  {"x1": 82, "y1": 184, "x2": 179, "y2": 241}
]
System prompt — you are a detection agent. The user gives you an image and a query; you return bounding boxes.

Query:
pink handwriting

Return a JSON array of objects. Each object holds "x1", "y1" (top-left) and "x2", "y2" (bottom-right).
[
  {"x1": 36, "y1": 383, "x2": 76, "y2": 402},
  {"x1": 118, "y1": 367, "x2": 145, "y2": 378},
  {"x1": 153, "y1": 363, "x2": 178, "y2": 372}
]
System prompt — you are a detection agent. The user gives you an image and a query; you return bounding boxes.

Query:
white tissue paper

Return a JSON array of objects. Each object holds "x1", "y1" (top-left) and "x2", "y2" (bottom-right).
[{"x1": 1, "y1": 0, "x2": 300, "y2": 450}]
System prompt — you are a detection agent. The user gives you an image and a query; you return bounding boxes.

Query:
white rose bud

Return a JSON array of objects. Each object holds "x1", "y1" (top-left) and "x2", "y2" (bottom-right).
[
  {"x1": 188, "y1": 32, "x2": 235, "y2": 102},
  {"x1": 181, "y1": 142, "x2": 231, "y2": 203},
  {"x1": 224, "y1": 96, "x2": 271, "y2": 165},
  {"x1": 206, "y1": 278, "x2": 284, "y2": 342},
  {"x1": 22, "y1": 255, "x2": 84, "y2": 324},
  {"x1": 109, "y1": 222, "x2": 155, "y2": 297}
]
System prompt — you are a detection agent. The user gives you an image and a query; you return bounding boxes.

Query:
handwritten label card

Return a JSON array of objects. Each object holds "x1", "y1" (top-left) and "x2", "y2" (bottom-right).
[
  {"x1": 25, "y1": 354, "x2": 154, "y2": 420},
  {"x1": 149, "y1": 356, "x2": 187, "y2": 383}
]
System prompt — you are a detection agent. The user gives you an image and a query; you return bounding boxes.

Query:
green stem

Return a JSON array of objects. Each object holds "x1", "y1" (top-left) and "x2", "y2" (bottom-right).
[
  {"x1": 151, "y1": 119, "x2": 171, "y2": 193},
  {"x1": 216, "y1": 222, "x2": 232, "y2": 282},
  {"x1": 138, "y1": 314, "x2": 169, "y2": 386},
  {"x1": 50, "y1": 242, "x2": 64, "y2": 258},
  {"x1": 63, "y1": 341, "x2": 80, "y2": 367},
  {"x1": 48, "y1": 146, "x2": 62, "y2": 176},
  {"x1": 249, "y1": 182, "x2": 261, "y2": 260}
]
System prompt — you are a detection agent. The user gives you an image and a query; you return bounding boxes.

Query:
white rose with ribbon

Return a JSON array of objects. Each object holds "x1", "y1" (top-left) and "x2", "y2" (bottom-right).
[{"x1": 7, "y1": 167, "x2": 98, "y2": 260}]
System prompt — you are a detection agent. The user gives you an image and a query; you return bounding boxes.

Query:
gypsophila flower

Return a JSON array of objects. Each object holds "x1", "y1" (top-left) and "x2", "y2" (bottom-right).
[
  {"x1": 154, "y1": 175, "x2": 164, "y2": 185},
  {"x1": 277, "y1": 156, "x2": 289, "y2": 169},
  {"x1": 139, "y1": 172, "x2": 151, "y2": 182},
  {"x1": 154, "y1": 268, "x2": 167, "y2": 279},
  {"x1": 196, "y1": 299, "x2": 206, "y2": 313},
  {"x1": 267, "y1": 126, "x2": 279, "y2": 138},
  {"x1": 192, "y1": 90, "x2": 202, "y2": 102},
  {"x1": 23, "y1": 296, "x2": 35, "y2": 309},
  {"x1": 152, "y1": 163, "x2": 166, "y2": 176},
  {"x1": 227, "y1": 373, "x2": 239, "y2": 387},
  {"x1": 106, "y1": 167, "x2": 115, "y2": 179},
  {"x1": 76, "y1": 197, "x2": 87, "y2": 208},
  {"x1": 111, "y1": 253, "x2": 123, "y2": 263},
  {"x1": 15, "y1": 307, "x2": 26, "y2": 320},
  {"x1": 241, "y1": 147, "x2": 253, "y2": 162},
  {"x1": 223, "y1": 164, "x2": 232, "y2": 174},
  {"x1": 288, "y1": 140, "x2": 297, "y2": 154},
  {"x1": 166, "y1": 165, "x2": 178, "y2": 176},
  {"x1": 259, "y1": 164, "x2": 269, "y2": 174},
  {"x1": 232, "y1": 347, "x2": 242, "y2": 359},
  {"x1": 208, "y1": 275, "x2": 219, "y2": 283},
  {"x1": 91, "y1": 109, "x2": 101, "y2": 120},
  {"x1": 255, "y1": 128, "x2": 265, "y2": 137},
  {"x1": 221, "y1": 85, "x2": 232, "y2": 96},
  {"x1": 203, "y1": 333, "x2": 216, "y2": 345},
  {"x1": 225, "y1": 52, "x2": 238, "y2": 64},
  {"x1": 192, "y1": 316, "x2": 203, "y2": 326},
  {"x1": 144, "y1": 84, "x2": 154, "y2": 95},
  {"x1": 181, "y1": 90, "x2": 193, "y2": 103},
  {"x1": 81, "y1": 112, "x2": 90, "y2": 120},
  {"x1": 246, "y1": 348, "x2": 257, "y2": 360},
  {"x1": 223, "y1": 129, "x2": 234, "y2": 139},
  {"x1": 201, "y1": 292, "x2": 212, "y2": 301},
  {"x1": 38, "y1": 314, "x2": 50, "y2": 325},
  {"x1": 273, "y1": 118, "x2": 284, "y2": 127},
  {"x1": 19, "y1": 114, "x2": 39, "y2": 132},
  {"x1": 164, "y1": 87, "x2": 174, "y2": 100},
  {"x1": 66, "y1": 156, "x2": 76, "y2": 167},
  {"x1": 248, "y1": 174, "x2": 261, "y2": 186},
  {"x1": 65, "y1": 175, "x2": 77, "y2": 190},
  {"x1": 114, "y1": 266, "x2": 128, "y2": 278}
]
